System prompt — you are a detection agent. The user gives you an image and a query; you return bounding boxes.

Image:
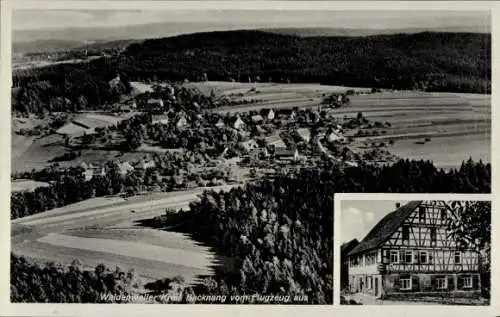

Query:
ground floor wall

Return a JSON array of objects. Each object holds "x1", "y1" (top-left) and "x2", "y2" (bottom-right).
[{"x1": 348, "y1": 272, "x2": 481, "y2": 298}]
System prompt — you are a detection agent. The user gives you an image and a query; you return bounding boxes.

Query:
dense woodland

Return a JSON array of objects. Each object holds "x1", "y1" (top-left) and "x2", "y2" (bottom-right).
[
  {"x1": 12, "y1": 31, "x2": 490, "y2": 114},
  {"x1": 10, "y1": 158, "x2": 490, "y2": 221},
  {"x1": 11, "y1": 158, "x2": 490, "y2": 303},
  {"x1": 11, "y1": 255, "x2": 138, "y2": 303},
  {"x1": 121, "y1": 31, "x2": 491, "y2": 93}
]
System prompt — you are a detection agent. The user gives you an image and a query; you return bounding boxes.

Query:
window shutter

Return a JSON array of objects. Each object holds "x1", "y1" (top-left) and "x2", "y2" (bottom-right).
[
  {"x1": 473, "y1": 274, "x2": 480, "y2": 290},
  {"x1": 411, "y1": 275, "x2": 419, "y2": 291},
  {"x1": 457, "y1": 275, "x2": 464, "y2": 290},
  {"x1": 414, "y1": 252, "x2": 419, "y2": 264},
  {"x1": 447, "y1": 275, "x2": 454, "y2": 291},
  {"x1": 431, "y1": 275, "x2": 437, "y2": 290}
]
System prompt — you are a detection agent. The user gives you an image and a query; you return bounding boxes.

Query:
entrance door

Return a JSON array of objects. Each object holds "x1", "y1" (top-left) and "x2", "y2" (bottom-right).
[{"x1": 374, "y1": 277, "x2": 379, "y2": 297}]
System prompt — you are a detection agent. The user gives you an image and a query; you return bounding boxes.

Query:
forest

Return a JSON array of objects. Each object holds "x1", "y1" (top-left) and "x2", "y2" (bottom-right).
[
  {"x1": 11, "y1": 157, "x2": 490, "y2": 219},
  {"x1": 11, "y1": 158, "x2": 491, "y2": 304},
  {"x1": 122, "y1": 30, "x2": 490, "y2": 93},
  {"x1": 11, "y1": 255, "x2": 137, "y2": 303},
  {"x1": 12, "y1": 30, "x2": 490, "y2": 114}
]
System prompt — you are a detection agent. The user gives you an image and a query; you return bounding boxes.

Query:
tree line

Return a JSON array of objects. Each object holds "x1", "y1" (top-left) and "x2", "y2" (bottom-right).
[
  {"x1": 122, "y1": 30, "x2": 490, "y2": 93},
  {"x1": 12, "y1": 30, "x2": 490, "y2": 114},
  {"x1": 125, "y1": 158, "x2": 492, "y2": 304}
]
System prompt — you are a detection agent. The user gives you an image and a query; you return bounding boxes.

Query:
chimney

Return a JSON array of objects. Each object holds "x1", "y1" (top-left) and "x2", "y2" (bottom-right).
[{"x1": 395, "y1": 202, "x2": 401, "y2": 208}]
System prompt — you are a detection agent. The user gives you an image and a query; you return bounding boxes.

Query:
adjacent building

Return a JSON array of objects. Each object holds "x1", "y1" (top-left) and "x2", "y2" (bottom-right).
[
  {"x1": 274, "y1": 148, "x2": 300, "y2": 162},
  {"x1": 260, "y1": 109, "x2": 275, "y2": 120},
  {"x1": 231, "y1": 116, "x2": 246, "y2": 130},
  {"x1": 346, "y1": 201, "x2": 482, "y2": 298},
  {"x1": 341, "y1": 239, "x2": 360, "y2": 290}
]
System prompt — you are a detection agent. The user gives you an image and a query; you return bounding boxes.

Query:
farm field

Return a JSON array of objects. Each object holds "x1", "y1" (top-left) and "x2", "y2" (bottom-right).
[
  {"x1": 11, "y1": 185, "x2": 238, "y2": 283},
  {"x1": 56, "y1": 112, "x2": 132, "y2": 136},
  {"x1": 336, "y1": 93, "x2": 490, "y2": 168},
  {"x1": 11, "y1": 179, "x2": 50, "y2": 192},
  {"x1": 198, "y1": 82, "x2": 490, "y2": 168}
]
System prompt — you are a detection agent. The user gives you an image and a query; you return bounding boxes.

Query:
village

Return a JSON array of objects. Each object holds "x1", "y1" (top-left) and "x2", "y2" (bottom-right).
[{"x1": 12, "y1": 78, "x2": 396, "y2": 194}]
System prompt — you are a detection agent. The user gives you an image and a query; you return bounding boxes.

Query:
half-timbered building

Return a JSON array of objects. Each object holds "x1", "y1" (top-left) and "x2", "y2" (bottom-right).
[{"x1": 346, "y1": 201, "x2": 481, "y2": 298}]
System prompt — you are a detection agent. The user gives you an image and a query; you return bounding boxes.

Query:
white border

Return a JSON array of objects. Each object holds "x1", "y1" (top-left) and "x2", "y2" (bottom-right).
[
  {"x1": 1, "y1": 1, "x2": 499, "y2": 317},
  {"x1": 9, "y1": 1, "x2": 496, "y2": 11}
]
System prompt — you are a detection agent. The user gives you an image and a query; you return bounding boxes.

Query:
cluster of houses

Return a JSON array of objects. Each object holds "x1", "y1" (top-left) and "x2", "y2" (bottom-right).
[
  {"x1": 79, "y1": 159, "x2": 156, "y2": 181},
  {"x1": 239, "y1": 131, "x2": 301, "y2": 164}
]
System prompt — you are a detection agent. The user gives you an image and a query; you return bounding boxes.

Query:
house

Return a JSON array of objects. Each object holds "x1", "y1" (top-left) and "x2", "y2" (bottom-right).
[
  {"x1": 296, "y1": 128, "x2": 311, "y2": 143},
  {"x1": 215, "y1": 119, "x2": 225, "y2": 128},
  {"x1": 108, "y1": 74, "x2": 121, "y2": 88},
  {"x1": 118, "y1": 104, "x2": 132, "y2": 112},
  {"x1": 80, "y1": 163, "x2": 106, "y2": 181},
  {"x1": 231, "y1": 116, "x2": 245, "y2": 130},
  {"x1": 176, "y1": 116, "x2": 188, "y2": 130},
  {"x1": 346, "y1": 201, "x2": 482, "y2": 299},
  {"x1": 265, "y1": 135, "x2": 287, "y2": 149},
  {"x1": 274, "y1": 148, "x2": 299, "y2": 162},
  {"x1": 251, "y1": 115, "x2": 264, "y2": 124},
  {"x1": 240, "y1": 139, "x2": 259, "y2": 152},
  {"x1": 341, "y1": 239, "x2": 360, "y2": 290},
  {"x1": 260, "y1": 109, "x2": 275, "y2": 120},
  {"x1": 277, "y1": 109, "x2": 296, "y2": 121},
  {"x1": 117, "y1": 161, "x2": 135, "y2": 175},
  {"x1": 146, "y1": 98, "x2": 164, "y2": 109},
  {"x1": 249, "y1": 147, "x2": 269, "y2": 161},
  {"x1": 152, "y1": 114, "x2": 169, "y2": 125},
  {"x1": 327, "y1": 131, "x2": 345, "y2": 143}
]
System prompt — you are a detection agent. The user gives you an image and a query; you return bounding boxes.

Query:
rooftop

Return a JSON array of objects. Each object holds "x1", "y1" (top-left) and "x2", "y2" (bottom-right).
[{"x1": 347, "y1": 201, "x2": 423, "y2": 256}]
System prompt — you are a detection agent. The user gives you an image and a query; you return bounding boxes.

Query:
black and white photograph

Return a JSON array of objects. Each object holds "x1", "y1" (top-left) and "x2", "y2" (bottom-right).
[
  {"x1": 8, "y1": 2, "x2": 491, "y2": 306},
  {"x1": 339, "y1": 199, "x2": 491, "y2": 305}
]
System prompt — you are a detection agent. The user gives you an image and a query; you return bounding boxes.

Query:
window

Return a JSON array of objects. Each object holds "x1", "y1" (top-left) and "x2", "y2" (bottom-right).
[
  {"x1": 436, "y1": 277, "x2": 447, "y2": 289},
  {"x1": 419, "y1": 207, "x2": 426, "y2": 221},
  {"x1": 405, "y1": 250, "x2": 413, "y2": 264},
  {"x1": 400, "y1": 278, "x2": 412, "y2": 290},
  {"x1": 430, "y1": 228, "x2": 437, "y2": 244},
  {"x1": 402, "y1": 226, "x2": 410, "y2": 242},
  {"x1": 365, "y1": 251, "x2": 376, "y2": 265},
  {"x1": 454, "y1": 251, "x2": 462, "y2": 264},
  {"x1": 390, "y1": 251, "x2": 399, "y2": 263},
  {"x1": 463, "y1": 276, "x2": 473, "y2": 289},
  {"x1": 419, "y1": 251, "x2": 428, "y2": 264}
]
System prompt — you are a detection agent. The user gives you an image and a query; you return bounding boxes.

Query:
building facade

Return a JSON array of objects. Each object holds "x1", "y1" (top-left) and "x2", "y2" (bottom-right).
[{"x1": 346, "y1": 201, "x2": 481, "y2": 298}]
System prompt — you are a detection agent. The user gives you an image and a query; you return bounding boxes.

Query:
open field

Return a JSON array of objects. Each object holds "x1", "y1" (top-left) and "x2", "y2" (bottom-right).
[
  {"x1": 198, "y1": 82, "x2": 490, "y2": 168},
  {"x1": 12, "y1": 185, "x2": 239, "y2": 283},
  {"x1": 11, "y1": 179, "x2": 50, "y2": 192},
  {"x1": 336, "y1": 93, "x2": 490, "y2": 167},
  {"x1": 56, "y1": 112, "x2": 131, "y2": 136}
]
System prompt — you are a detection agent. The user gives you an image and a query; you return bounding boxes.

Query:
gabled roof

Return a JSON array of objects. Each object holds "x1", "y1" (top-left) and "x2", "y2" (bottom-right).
[
  {"x1": 341, "y1": 239, "x2": 359, "y2": 257},
  {"x1": 347, "y1": 201, "x2": 423, "y2": 256},
  {"x1": 251, "y1": 115, "x2": 264, "y2": 122}
]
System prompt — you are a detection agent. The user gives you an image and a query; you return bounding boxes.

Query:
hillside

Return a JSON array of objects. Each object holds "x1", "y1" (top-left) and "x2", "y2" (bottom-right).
[
  {"x1": 11, "y1": 30, "x2": 490, "y2": 114},
  {"x1": 260, "y1": 26, "x2": 491, "y2": 37},
  {"x1": 122, "y1": 30, "x2": 490, "y2": 93}
]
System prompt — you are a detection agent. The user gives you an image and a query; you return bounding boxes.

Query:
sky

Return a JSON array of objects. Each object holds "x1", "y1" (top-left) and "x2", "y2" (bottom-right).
[
  {"x1": 12, "y1": 9, "x2": 490, "y2": 31},
  {"x1": 340, "y1": 200, "x2": 411, "y2": 244}
]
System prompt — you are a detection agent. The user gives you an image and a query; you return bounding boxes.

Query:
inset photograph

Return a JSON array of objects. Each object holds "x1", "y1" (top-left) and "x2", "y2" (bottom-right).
[{"x1": 339, "y1": 199, "x2": 490, "y2": 305}]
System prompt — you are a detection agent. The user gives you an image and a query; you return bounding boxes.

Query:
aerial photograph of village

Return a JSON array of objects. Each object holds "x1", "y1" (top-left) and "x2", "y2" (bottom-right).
[
  {"x1": 9, "y1": 7, "x2": 491, "y2": 304},
  {"x1": 340, "y1": 199, "x2": 491, "y2": 305}
]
